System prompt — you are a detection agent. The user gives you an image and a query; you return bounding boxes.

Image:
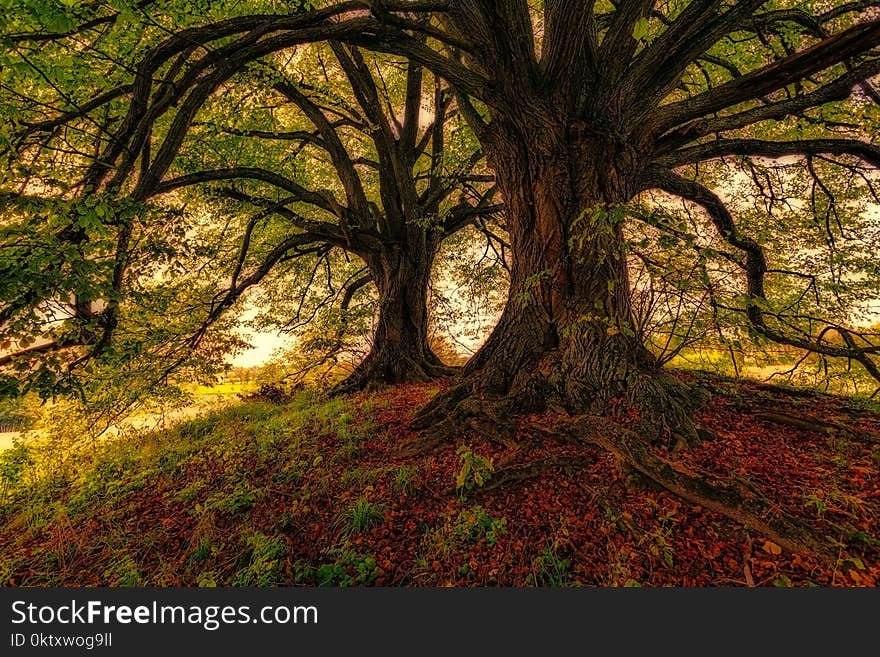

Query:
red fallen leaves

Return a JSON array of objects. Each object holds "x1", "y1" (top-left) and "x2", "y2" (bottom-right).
[{"x1": 1, "y1": 373, "x2": 878, "y2": 587}]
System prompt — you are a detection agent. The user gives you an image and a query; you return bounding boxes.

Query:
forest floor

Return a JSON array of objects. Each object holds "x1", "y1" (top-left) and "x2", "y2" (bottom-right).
[{"x1": 0, "y1": 371, "x2": 878, "y2": 587}]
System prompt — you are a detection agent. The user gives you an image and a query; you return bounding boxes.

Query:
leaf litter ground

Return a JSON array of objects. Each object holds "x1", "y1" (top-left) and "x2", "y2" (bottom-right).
[{"x1": 0, "y1": 371, "x2": 877, "y2": 586}]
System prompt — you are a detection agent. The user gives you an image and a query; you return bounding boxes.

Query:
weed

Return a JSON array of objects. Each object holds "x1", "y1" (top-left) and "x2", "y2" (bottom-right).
[
  {"x1": 175, "y1": 479, "x2": 207, "y2": 504},
  {"x1": 273, "y1": 458, "x2": 305, "y2": 485},
  {"x1": 452, "y1": 506, "x2": 506, "y2": 546},
  {"x1": 278, "y1": 510, "x2": 300, "y2": 532},
  {"x1": 103, "y1": 553, "x2": 140, "y2": 587},
  {"x1": 316, "y1": 545, "x2": 377, "y2": 586},
  {"x1": 196, "y1": 571, "x2": 218, "y2": 587},
  {"x1": 803, "y1": 492, "x2": 828, "y2": 517},
  {"x1": 454, "y1": 446, "x2": 494, "y2": 496},
  {"x1": 528, "y1": 545, "x2": 572, "y2": 587},
  {"x1": 340, "y1": 467, "x2": 380, "y2": 488},
  {"x1": 646, "y1": 530, "x2": 675, "y2": 568},
  {"x1": 0, "y1": 558, "x2": 18, "y2": 586},
  {"x1": 206, "y1": 482, "x2": 256, "y2": 515},
  {"x1": 336, "y1": 497, "x2": 385, "y2": 536},
  {"x1": 290, "y1": 561, "x2": 315, "y2": 585},
  {"x1": 232, "y1": 532, "x2": 288, "y2": 587},
  {"x1": 772, "y1": 574, "x2": 793, "y2": 587},
  {"x1": 0, "y1": 441, "x2": 32, "y2": 501},
  {"x1": 414, "y1": 505, "x2": 507, "y2": 584},
  {"x1": 392, "y1": 465, "x2": 418, "y2": 495},
  {"x1": 604, "y1": 545, "x2": 637, "y2": 587}
]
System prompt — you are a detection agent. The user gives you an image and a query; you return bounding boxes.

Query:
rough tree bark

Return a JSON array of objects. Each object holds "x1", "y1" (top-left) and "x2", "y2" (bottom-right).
[
  {"x1": 337, "y1": 229, "x2": 453, "y2": 392},
  {"x1": 414, "y1": 111, "x2": 706, "y2": 448}
]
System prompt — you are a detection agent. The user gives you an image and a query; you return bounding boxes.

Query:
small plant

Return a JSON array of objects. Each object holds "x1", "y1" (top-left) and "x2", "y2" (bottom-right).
[
  {"x1": 206, "y1": 482, "x2": 256, "y2": 515},
  {"x1": 175, "y1": 479, "x2": 207, "y2": 504},
  {"x1": 196, "y1": 571, "x2": 218, "y2": 587},
  {"x1": 232, "y1": 532, "x2": 288, "y2": 587},
  {"x1": 0, "y1": 440, "x2": 32, "y2": 501},
  {"x1": 529, "y1": 545, "x2": 572, "y2": 587},
  {"x1": 454, "y1": 446, "x2": 494, "y2": 496},
  {"x1": 340, "y1": 466, "x2": 380, "y2": 487},
  {"x1": 802, "y1": 492, "x2": 828, "y2": 516},
  {"x1": 337, "y1": 497, "x2": 385, "y2": 536},
  {"x1": 189, "y1": 538, "x2": 214, "y2": 563},
  {"x1": 604, "y1": 546, "x2": 637, "y2": 587},
  {"x1": 416, "y1": 505, "x2": 507, "y2": 583},
  {"x1": 316, "y1": 546, "x2": 378, "y2": 586},
  {"x1": 330, "y1": 409, "x2": 373, "y2": 463},
  {"x1": 647, "y1": 530, "x2": 675, "y2": 568},
  {"x1": 392, "y1": 465, "x2": 417, "y2": 495},
  {"x1": 772, "y1": 574, "x2": 793, "y2": 588},
  {"x1": 452, "y1": 505, "x2": 506, "y2": 546},
  {"x1": 103, "y1": 553, "x2": 140, "y2": 587}
]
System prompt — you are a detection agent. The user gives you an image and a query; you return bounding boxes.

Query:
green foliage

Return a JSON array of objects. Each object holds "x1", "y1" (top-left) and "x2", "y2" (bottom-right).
[
  {"x1": 0, "y1": 0, "x2": 879, "y2": 409},
  {"x1": 803, "y1": 492, "x2": 829, "y2": 517},
  {"x1": 0, "y1": 397, "x2": 33, "y2": 430},
  {"x1": 416, "y1": 504, "x2": 508, "y2": 582},
  {"x1": 0, "y1": 440, "x2": 32, "y2": 500},
  {"x1": 451, "y1": 506, "x2": 506, "y2": 547},
  {"x1": 336, "y1": 497, "x2": 385, "y2": 536},
  {"x1": 103, "y1": 553, "x2": 140, "y2": 587},
  {"x1": 646, "y1": 531, "x2": 675, "y2": 569},
  {"x1": 316, "y1": 545, "x2": 378, "y2": 587},
  {"x1": 454, "y1": 445, "x2": 494, "y2": 496},
  {"x1": 233, "y1": 532, "x2": 288, "y2": 587},
  {"x1": 205, "y1": 482, "x2": 257, "y2": 515},
  {"x1": 528, "y1": 545, "x2": 573, "y2": 587},
  {"x1": 392, "y1": 464, "x2": 418, "y2": 495}
]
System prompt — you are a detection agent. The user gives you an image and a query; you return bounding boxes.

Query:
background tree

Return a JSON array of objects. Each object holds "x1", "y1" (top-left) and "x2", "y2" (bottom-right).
[
  {"x1": 0, "y1": 9, "x2": 498, "y2": 396},
  {"x1": 197, "y1": 44, "x2": 500, "y2": 391}
]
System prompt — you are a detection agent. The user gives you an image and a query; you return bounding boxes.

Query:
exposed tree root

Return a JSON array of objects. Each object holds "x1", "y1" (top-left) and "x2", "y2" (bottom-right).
[
  {"x1": 755, "y1": 411, "x2": 879, "y2": 445},
  {"x1": 537, "y1": 416, "x2": 836, "y2": 561},
  {"x1": 406, "y1": 389, "x2": 836, "y2": 558},
  {"x1": 401, "y1": 393, "x2": 519, "y2": 455},
  {"x1": 620, "y1": 369, "x2": 710, "y2": 451},
  {"x1": 333, "y1": 351, "x2": 457, "y2": 396},
  {"x1": 405, "y1": 354, "x2": 839, "y2": 559},
  {"x1": 478, "y1": 456, "x2": 593, "y2": 492},
  {"x1": 410, "y1": 355, "x2": 713, "y2": 453}
]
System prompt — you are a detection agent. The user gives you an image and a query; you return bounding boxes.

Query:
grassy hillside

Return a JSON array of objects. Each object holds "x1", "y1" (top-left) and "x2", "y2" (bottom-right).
[{"x1": 1, "y1": 374, "x2": 878, "y2": 587}]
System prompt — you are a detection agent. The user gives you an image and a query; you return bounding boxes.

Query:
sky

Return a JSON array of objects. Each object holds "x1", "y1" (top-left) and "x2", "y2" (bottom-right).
[{"x1": 229, "y1": 330, "x2": 291, "y2": 368}]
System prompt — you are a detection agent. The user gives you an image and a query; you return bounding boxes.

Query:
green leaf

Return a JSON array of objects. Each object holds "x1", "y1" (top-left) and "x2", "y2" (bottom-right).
[{"x1": 632, "y1": 18, "x2": 650, "y2": 41}]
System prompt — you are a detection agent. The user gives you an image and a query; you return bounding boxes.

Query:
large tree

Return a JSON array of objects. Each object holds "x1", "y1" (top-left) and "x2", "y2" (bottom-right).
[{"x1": 388, "y1": 2, "x2": 880, "y2": 449}]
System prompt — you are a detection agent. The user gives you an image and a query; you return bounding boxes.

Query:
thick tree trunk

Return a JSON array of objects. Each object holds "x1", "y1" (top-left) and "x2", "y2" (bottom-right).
[
  {"x1": 337, "y1": 231, "x2": 452, "y2": 392},
  {"x1": 414, "y1": 114, "x2": 705, "y2": 447}
]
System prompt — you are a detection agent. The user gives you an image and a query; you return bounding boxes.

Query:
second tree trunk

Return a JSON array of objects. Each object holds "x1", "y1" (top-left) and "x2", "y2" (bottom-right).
[{"x1": 338, "y1": 236, "x2": 450, "y2": 391}]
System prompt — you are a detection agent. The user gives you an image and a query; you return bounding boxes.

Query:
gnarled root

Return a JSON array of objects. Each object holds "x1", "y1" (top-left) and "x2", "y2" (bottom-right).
[
  {"x1": 478, "y1": 456, "x2": 594, "y2": 492},
  {"x1": 401, "y1": 392, "x2": 520, "y2": 456},
  {"x1": 621, "y1": 370, "x2": 711, "y2": 451},
  {"x1": 333, "y1": 350, "x2": 457, "y2": 396},
  {"x1": 540, "y1": 416, "x2": 836, "y2": 561},
  {"x1": 407, "y1": 390, "x2": 837, "y2": 559},
  {"x1": 407, "y1": 364, "x2": 711, "y2": 454}
]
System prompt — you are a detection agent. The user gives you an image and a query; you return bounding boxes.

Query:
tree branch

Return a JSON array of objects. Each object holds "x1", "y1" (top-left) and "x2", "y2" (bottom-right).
[{"x1": 657, "y1": 138, "x2": 880, "y2": 169}]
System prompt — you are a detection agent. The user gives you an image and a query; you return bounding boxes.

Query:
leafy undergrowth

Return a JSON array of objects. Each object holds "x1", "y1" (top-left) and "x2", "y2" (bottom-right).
[{"x1": 0, "y1": 372, "x2": 877, "y2": 587}]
